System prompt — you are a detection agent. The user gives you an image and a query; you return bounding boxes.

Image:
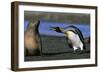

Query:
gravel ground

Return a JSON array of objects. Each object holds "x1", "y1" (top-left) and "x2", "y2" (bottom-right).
[{"x1": 24, "y1": 35, "x2": 90, "y2": 61}]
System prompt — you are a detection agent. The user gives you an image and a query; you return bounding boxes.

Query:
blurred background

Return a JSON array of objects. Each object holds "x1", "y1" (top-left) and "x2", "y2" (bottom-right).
[{"x1": 24, "y1": 11, "x2": 90, "y2": 24}]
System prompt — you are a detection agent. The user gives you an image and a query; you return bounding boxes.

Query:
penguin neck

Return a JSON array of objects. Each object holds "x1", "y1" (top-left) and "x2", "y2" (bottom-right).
[{"x1": 54, "y1": 28, "x2": 63, "y2": 33}]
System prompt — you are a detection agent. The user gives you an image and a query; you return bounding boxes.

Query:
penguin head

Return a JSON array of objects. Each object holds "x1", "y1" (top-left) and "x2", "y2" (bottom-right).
[{"x1": 50, "y1": 27, "x2": 62, "y2": 33}]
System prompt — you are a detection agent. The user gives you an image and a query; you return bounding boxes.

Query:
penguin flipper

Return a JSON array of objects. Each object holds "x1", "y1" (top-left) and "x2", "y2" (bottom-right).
[{"x1": 67, "y1": 39, "x2": 73, "y2": 48}]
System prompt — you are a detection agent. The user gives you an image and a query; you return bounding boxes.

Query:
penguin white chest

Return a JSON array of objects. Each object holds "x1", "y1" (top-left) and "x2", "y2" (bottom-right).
[{"x1": 66, "y1": 31, "x2": 82, "y2": 48}]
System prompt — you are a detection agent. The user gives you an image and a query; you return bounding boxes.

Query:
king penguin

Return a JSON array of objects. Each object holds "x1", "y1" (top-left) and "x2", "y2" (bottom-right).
[{"x1": 50, "y1": 25, "x2": 86, "y2": 53}]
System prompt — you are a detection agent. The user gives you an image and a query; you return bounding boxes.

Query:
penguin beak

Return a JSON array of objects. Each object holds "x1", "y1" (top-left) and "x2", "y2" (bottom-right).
[
  {"x1": 50, "y1": 27, "x2": 63, "y2": 33},
  {"x1": 49, "y1": 27, "x2": 56, "y2": 31}
]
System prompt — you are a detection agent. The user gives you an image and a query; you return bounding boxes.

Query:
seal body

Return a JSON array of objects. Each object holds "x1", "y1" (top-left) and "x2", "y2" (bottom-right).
[{"x1": 24, "y1": 21, "x2": 41, "y2": 56}]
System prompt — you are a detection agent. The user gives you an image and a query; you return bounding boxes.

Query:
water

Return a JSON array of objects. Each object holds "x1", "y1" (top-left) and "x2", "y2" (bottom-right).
[
  {"x1": 24, "y1": 20, "x2": 29, "y2": 31},
  {"x1": 39, "y1": 21, "x2": 90, "y2": 38}
]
